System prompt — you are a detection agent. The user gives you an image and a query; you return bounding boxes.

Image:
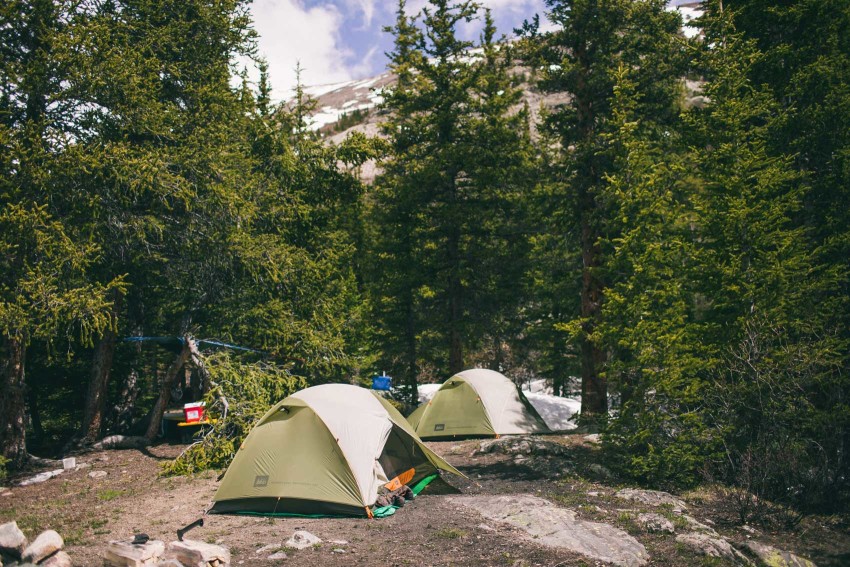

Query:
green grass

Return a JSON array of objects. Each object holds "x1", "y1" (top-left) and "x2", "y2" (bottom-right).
[
  {"x1": 434, "y1": 527, "x2": 468, "y2": 539},
  {"x1": 97, "y1": 489, "x2": 124, "y2": 501}
]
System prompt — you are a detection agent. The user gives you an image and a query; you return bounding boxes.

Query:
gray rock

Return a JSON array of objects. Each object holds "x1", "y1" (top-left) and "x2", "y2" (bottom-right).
[
  {"x1": 740, "y1": 541, "x2": 817, "y2": 567},
  {"x1": 255, "y1": 544, "x2": 279, "y2": 554},
  {"x1": 332, "y1": 548, "x2": 345, "y2": 553},
  {"x1": 451, "y1": 494, "x2": 648, "y2": 567},
  {"x1": 636, "y1": 513, "x2": 675, "y2": 534},
  {"x1": 675, "y1": 533, "x2": 749, "y2": 564},
  {"x1": 103, "y1": 539, "x2": 165, "y2": 567},
  {"x1": 477, "y1": 524, "x2": 496, "y2": 532},
  {"x1": 284, "y1": 530, "x2": 321, "y2": 550},
  {"x1": 22, "y1": 530, "x2": 63, "y2": 564},
  {"x1": 476, "y1": 437, "x2": 569, "y2": 457},
  {"x1": 267, "y1": 551, "x2": 288, "y2": 560},
  {"x1": 682, "y1": 514, "x2": 719, "y2": 536},
  {"x1": 163, "y1": 539, "x2": 230, "y2": 567},
  {"x1": 0, "y1": 521, "x2": 27, "y2": 558},
  {"x1": 587, "y1": 463, "x2": 614, "y2": 479},
  {"x1": 40, "y1": 550, "x2": 73, "y2": 567},
  {"x1": 18, "y1": 469, "x2": 64, "y2": 486},
  {"x1": 75, "y1": 462, "x2": 91, "y2": 471},
  {"x1": 615, "y1": 488, "x2": 687, "y2": 512},
  {"x1": 88, "y1": 470, "x2": 108, "y2": 479},
  {"x1": 92, "y1": 435, "x2": 149, "y2": 450},
  {"x1": 583, "y1": 434, "x2": 601, "y2": 444}
]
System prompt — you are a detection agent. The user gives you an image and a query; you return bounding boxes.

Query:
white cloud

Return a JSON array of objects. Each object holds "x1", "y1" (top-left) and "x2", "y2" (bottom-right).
[
  {"x1": 248, "y1": 0, "x2": 356, "y2": 101},
  {"x1": 343, "y1": 0, "x2": 377, "y2": 28}
]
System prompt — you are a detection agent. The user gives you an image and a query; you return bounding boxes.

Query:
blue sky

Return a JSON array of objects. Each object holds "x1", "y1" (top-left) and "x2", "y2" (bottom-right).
[{"x1": 248, "y1": 1, "x2": 696, "y2": 101}]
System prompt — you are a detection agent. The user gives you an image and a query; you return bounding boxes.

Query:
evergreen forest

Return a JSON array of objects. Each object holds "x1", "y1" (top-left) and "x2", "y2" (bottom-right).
[{"x1": 2, "y1": 0, "x2": 849, "y2": 518}]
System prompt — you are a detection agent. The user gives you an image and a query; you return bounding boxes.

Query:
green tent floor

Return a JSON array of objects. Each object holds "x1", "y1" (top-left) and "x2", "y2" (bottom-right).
[{"x1": 228, "y1": 473, "x2": 440, "y2": 519}]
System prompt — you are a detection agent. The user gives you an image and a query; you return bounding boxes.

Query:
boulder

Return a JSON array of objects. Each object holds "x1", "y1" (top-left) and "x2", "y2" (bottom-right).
[
  {"x1": 452, "y1": 494, "x2": 648, "y2": 567},
  {"x1": 40, "y1": 550, "x2": 73, "y2": 567},
  {"x1": 636, "y1": 513, "x2": 675, "y2": 534},
  {"x1": 740, "y1": 541, "x2": 816, "y2": 567},
  {"x1": 0, "y1": 521, "x2": 27, "y2": 558},
  {"x1": 675, "y1": 533, "x2": 748, "y2": 564},
  {"x1": 615, "y1": 488, "x2": 687, "y2": 512},
  {"x1": 22, "y1": 530, "x2": 63, "y2": 564},
  {"x1": 163, "y1": 540, "x2": 230, "y2": 567},
  {"x1": 284, "y1": 530, "x2": 322, "y2": 550},
  {"x1": 681, "y1": 514, "x2": 719, "y2": 536},
  {"x1": 103, "y1": 539, "x2": 165, "y2": 567}
]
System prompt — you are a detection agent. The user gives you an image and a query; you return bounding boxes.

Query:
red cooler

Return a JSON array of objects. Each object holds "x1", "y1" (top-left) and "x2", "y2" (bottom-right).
[{"x1": 183, "y1": 402, "x2": 205, "y2": 423}]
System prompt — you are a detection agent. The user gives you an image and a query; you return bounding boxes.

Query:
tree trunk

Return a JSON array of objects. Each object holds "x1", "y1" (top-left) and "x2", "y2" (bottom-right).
[
  {"x1": 405, "y1": 288, "x2": 418, "y2": 404},
  {"x1": 447, "y1": 182, "x2": 463, "y2": 374},
  {"x1": 1, "y1": 337, "x2": 29, "y2": 468},
  {"x1": 579, "y1": 210, "x2": 607, "y2": 417},
  {"x1": 27, "y1": 384, "x2": 44, "y2": 441},
  {"x1": 80, "y1": 290, "x2": 123, "y2": 443},
  {"x1": 144, "y1": 337, "x2": 192, "y2": 441}
]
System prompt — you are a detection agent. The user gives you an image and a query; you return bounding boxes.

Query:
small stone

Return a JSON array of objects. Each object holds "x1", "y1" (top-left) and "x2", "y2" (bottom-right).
[
  {"x1": 89, "y1": 470, "x2": 108, "y2": 479},
  {"x1": 40, "y1": 550, "x2": 73, "y2": 567},
  {"x1": 75, "y1": 462, "x2": 91, "y2": 471},
  {"x1": 22, "y1": 530, "x2": 63, "y2": 564},
  {"x1": 284, "y1": 530, "x2": 321, "y2": 550},
  {"x1": 636, "y1": 513, "x2": 675, "y2": 534},
  {"x1": 0, "y1": 492, "x2": 10, "y2": 497},
  {"x1": 62, "y1": 457, "x2": 76, "y2": 470},
  {"x1": 255, "y1": 544, "x2": 279, "y2": 554},
  {"x1": 741, "y1": 541, "x2": 816, "y2": 567},
  {"x1": 0, "y1": 521, "x2": 28, "y2": 558},
  {"x1": 332, "y1": 548, "x2": 345, "y2": 553},
  {"x1": 477, "y1": 524, "x2": 496, "y2": 532},
  {"x1": 587, "y1": 491, "x2": 602, "y2": 497},
  {"x1": 583, "y1": 434, "x2": 601, "y2": 443},
  {"x1": 267, "y1": 551, "x2": 288, "y2": 560},
  {"x1": 327, "y1": 540, "x2": 348, "y2": 545}
]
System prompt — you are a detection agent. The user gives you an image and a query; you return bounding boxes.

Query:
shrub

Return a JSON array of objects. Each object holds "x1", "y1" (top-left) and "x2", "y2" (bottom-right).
[
  {"x1": 162, "y1": 352, "x2": 306, "y2": 476},
  {"x1": 0, "y1": 455, "x2": 8, "y2": 484}
]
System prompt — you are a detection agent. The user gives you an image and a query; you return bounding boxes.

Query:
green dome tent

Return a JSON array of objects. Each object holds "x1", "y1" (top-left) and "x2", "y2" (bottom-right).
[
  {"x1": 210, "y1": 384, "x2": 463, "y2": 517},
  {"x1": 409, "y1": 369, "x2": 551, "y2": 439}
]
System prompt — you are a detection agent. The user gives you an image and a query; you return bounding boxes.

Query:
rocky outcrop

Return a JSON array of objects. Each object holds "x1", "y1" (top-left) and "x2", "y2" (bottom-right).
[
  {"x1": 615, "y1": 488, "x2": 687, "y2": 512},
  {"x1": 676, "y1": 532, "x2": 750, "y2": 564},
  {"x1": 452, "y1": 494, "x2": 648, "y2": 567},
  {"x1": 636, "y1": 513, "x2": 675, "y2": 534},
  {"x1": 740, "y1": 541, "x2": 817, "y2": 567},
  {"x1": 475, "y1": 436, "x2": 570, "y2": 457}
]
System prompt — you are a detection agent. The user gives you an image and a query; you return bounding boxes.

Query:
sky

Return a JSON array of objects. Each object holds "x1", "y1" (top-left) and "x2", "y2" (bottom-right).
[{"x1": 246, "y1": 0, "x2": 698, "y2": 101}]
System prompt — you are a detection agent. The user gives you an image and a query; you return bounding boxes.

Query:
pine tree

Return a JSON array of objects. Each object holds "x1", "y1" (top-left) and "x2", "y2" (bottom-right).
[
  {"x1": 370, "y1": 0, "x2": 535, "y2": 397},
  {"x1": 521, "y1": 0, "x2": 684, "y2": 419}
]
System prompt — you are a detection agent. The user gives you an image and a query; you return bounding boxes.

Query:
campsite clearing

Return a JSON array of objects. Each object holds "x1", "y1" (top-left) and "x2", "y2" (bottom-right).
[{"x1": 1, "y1": 434, "x2": 848, "y2": 566}]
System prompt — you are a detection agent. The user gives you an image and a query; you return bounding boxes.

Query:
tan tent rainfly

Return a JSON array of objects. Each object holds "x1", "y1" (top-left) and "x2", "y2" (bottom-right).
[
  {"x1": 409, "y1": 368, "x2": 550, "y2": 439},
  {"x1": 211, "y1": 384, "x2": 462, "y2": 517}
]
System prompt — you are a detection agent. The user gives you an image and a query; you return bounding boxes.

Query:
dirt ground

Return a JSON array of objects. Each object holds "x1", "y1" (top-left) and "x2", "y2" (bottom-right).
[{"x1": 1, "y1": 434, "x2": 848, "y2": 566}]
